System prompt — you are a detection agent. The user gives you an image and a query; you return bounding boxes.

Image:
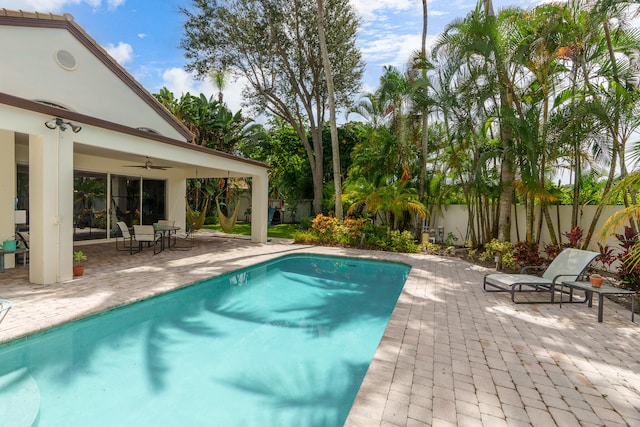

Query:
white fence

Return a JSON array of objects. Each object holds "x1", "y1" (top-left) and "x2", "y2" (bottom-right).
[
  {"x1": 430, "y1": 204, "x2": 628, "y2": 251},
  {"x1": 233, "y1": 197, "x2": 629, "y2": 251}
]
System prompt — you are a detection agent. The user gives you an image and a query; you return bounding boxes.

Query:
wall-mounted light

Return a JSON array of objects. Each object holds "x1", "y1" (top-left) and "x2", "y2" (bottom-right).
[{"x1": 45, "y1": 117, "x2": 82, "y2": 133}]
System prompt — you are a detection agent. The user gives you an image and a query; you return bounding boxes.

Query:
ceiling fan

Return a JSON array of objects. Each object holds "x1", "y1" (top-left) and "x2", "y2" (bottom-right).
[{"x1": 124, "y1": 157, "x2": 172, "y2": 171}]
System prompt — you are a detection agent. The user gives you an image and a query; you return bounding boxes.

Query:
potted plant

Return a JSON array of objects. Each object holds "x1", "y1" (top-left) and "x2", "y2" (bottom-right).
[
  {"x1": 589, "y1": 273, "x2": 604, "y2": 288},
  {"x1": 73, "y1": 250, "x2": 87, "y2": 277}
]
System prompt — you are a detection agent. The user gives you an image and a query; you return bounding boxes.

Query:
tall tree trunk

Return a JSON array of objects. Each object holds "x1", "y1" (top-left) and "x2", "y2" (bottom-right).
[
  {"x1": 418, "y1": 0, "x2": 429, "y2": 202},
  {"x1": 316, "y1": 0, "x2": 342, "y2": 220},
  {"x1": 541, "y1": 205, "x2": 558, "y2": 245},
  {"x1": 484, "y1": 1, "x2": 514, "y2": 243},
  {"x1": 416, "y1": 0, "x2": 429, "y2": 237}
]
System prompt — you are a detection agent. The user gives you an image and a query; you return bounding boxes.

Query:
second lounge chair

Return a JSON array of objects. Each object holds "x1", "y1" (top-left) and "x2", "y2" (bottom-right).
[{"x1": 483, "y1": 248, "x2": 599, "y2": 304}]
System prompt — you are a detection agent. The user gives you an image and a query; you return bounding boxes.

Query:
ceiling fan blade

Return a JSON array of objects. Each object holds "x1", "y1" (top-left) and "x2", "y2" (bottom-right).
[{"x1": 122, "y1": 161, "x2": 172, "y2": 170}]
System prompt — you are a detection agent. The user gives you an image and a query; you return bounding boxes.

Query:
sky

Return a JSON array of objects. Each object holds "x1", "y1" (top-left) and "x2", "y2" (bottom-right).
[{"x1": 3, "y1": 0, "x2": 544, "y2": 117}]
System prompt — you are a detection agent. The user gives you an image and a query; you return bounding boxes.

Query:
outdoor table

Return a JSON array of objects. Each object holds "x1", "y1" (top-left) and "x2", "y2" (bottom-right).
[
  {"x1": 561, "y1": 280, "x2": 636, "y2": 323},
  {"x1": 154, "y1": 224, "x2": 180, "y2": 250},
  {"x1": 0, "y1": 248, "x2": 28, "y2": 273}
]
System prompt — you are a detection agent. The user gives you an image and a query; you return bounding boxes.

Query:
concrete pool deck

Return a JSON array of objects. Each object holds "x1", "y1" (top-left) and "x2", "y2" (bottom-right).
[{"x1": 0, "y1": 231, "x2": 639, "y2": 426}]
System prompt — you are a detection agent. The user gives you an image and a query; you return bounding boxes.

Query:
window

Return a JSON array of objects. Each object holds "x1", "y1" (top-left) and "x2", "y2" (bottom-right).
[{"x1": 111, "y1": 175, "x2": 166, "y2": 228}]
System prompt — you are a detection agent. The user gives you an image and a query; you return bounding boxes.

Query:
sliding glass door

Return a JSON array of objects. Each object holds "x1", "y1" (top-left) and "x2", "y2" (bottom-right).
[
  {"x1": 110, "y1": 175, "x2": 141, "y2": 229},
  {"x1": 73, "y1": 172, "x2": 166, "y2": 241},
  {"x1": 73, "y1": 172, "x2": 108, "y2": 241},
  {"x1": 142, "y1": 179, "x2": 166, "y2": 225}
]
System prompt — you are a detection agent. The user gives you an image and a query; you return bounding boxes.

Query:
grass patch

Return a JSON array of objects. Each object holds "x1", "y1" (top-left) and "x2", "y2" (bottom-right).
[{"x1": 203, "y1": 222, "x2": 299, "y2": 239}]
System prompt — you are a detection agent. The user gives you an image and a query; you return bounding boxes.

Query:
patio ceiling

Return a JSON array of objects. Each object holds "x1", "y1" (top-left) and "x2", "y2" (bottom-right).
[{"x1": 72, "y1": 143, "x2": 245, "y2": 179}]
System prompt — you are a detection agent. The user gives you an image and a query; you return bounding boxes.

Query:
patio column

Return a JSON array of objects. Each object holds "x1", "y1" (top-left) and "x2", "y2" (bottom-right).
[
  {"x1": 29, "y1": 129, "x2": 74, "y2": 284},
  {"x1": 251, "y1": 171, "x2": 268, "y2": 243},
  {"x1": 166, "y1": 177, "x2": 186, "y2": 231},
  {"x1": 0, "y1": 130, "x2": 16, "y2": 270}
]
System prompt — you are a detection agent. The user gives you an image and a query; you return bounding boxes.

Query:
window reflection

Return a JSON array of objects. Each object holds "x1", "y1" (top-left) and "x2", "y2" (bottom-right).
[{"x1": 73, "y1": 172, "x2": 107, "y2": 241}]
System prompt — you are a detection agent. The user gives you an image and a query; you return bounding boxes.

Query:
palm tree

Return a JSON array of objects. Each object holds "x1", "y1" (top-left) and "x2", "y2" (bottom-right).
[
  {"x1": 436, "y1": 3, "x2": 521, "y2": 243},
  {"x1": 342, "y1": 177, "x2": 427, "y2": 231},
  {"x1": 209, "y1": 68, "x2": 227, "y2": 103},
  {"x1": 347, "y1": 92, "x2": 386, "y2": 129}
]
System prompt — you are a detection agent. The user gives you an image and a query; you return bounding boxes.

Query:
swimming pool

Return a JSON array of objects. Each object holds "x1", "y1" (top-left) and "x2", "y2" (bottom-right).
[{"x1": 0, "y1": 254, "x2": 409, "y2": 426}]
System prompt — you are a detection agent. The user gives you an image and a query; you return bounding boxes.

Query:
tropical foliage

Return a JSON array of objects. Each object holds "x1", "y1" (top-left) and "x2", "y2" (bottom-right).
[
  {"x1": 173, "y1": 0, "x2": 640, "y2": 271},
  {"x1": 154, "y1": 88, "x2": 263, "y2": 153},
  {"x1": 180, "y1": 0, "x2": 364, "y2": 214}
]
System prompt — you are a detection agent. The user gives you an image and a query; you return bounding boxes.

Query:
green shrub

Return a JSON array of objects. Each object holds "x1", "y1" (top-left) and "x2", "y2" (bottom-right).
[
  {"x1": 421, "y1": 241, "x2": 441, "y2": 255},
  {"x1": 293, "y1": 230, "x2": 320, "y2": 244},
  {"x1": 389, "y1": 230, "x2": 419, "y2": 253},
  {"x1": 444, "y1": 232, "x2": 458, "y2": 246},
  {"x1": 311, "y1": 214, "x2": 338, "y2": 242},
  {"x1": 361, "y1": 224, "x2": 389, "y2": 248},
  {"x1": 295, "y1": 214, "x2": 422, "y2": 254},
  {"x1": 479, "y1": 239, "x2": 516, "y2": 269},
  {"x1": 299, "y1": 216, "x2": 314, "y2": 230},
  {"x1": 335, "y1": 217, "x2": 368, "y2": 246}
]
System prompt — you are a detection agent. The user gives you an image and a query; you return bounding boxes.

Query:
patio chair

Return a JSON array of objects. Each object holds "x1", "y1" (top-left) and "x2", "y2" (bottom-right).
[
  {"x1": 172, "y1": 221, "x2": 197, "y2": 250},
  {"x1": 15, "y1": 231, "x2": 29, "y2": 265},
  {"x1": 116, "y1": 222, "x2": 138, "y2": 254},
  {"x1": 133, "y1": 225, "x2": 162, "y2": 255},
  {"x1": 483, "y1": 248, "x2": 599, "y2": 304}
]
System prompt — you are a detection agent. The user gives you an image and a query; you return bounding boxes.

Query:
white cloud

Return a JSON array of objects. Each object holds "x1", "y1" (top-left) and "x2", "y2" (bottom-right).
[
  {"x1": 160, "y1": 68, "x2": 245, "y2": 115},
  {"x1": 137, "y1": 33, "x2": 147, "y2": 39},
  {"x1": 0, "y1": 0, "x2": 116, "y2": 13},
  {"x1": 350, "y1": 0, "x2": 415, "y2": 20},
  {"x1": 430, "y1": 10, "x2": 449, "y2": 17},
  {"x1": 106, "y1": 0, "x2": 124, "y2": 9},
  {"x1": 105, "y1": 41, "x2": 133, "y2": 65},
  {"x1": 362, "y1": 33, "x2": 439, "y2": 71}
]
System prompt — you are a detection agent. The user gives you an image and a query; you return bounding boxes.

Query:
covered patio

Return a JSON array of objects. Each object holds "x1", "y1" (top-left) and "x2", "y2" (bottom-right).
[
  {"x1": 0, "y1": 10, "x2": 269, "y2": 284},
  {"x1": 1, "y1": 235, "x2": 639, "y2": 426}
]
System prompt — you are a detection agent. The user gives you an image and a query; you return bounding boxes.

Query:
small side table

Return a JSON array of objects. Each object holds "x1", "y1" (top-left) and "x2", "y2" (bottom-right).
[
  {"x1": 561, "y1": 280, "x2": 636, "y2": 323},
  {"x1": 0, "y1": 248, "x2": 28, "y2": 273}
]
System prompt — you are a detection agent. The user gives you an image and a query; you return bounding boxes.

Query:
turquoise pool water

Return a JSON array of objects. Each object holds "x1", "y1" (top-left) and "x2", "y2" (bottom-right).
[{"x1": 0, "y1": 254, "x2": 409, "y2": 426}]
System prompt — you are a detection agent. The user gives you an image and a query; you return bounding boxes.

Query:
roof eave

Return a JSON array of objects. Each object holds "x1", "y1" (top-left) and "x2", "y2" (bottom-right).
[
  {"x1": 0, "y1": 92, "x2": 270, "y2": 170},
  {"x1": 0, "y1": 9, "x2": 195, "y2": 143}
]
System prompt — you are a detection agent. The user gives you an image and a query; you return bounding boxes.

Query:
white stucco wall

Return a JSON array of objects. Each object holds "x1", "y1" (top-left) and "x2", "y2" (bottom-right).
[{"x1": 429, "y1": 204, "x2": 628, "y2": 251}]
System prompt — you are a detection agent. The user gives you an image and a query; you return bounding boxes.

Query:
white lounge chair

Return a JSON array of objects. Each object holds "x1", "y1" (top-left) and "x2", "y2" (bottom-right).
[{"x1": 483, "y1": 248, "x2": 599, "y2": 304}]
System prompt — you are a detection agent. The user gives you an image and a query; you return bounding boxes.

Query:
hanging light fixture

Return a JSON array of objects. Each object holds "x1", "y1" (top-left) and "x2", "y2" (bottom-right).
[{"x1": 44, "y1": 118, "x2": 82, "y2": 133}]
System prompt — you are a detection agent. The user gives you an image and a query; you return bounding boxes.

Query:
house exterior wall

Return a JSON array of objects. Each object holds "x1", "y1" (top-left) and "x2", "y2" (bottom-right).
[{"x1": 0, "y1": 12, "x2": 270, "y2": 284}]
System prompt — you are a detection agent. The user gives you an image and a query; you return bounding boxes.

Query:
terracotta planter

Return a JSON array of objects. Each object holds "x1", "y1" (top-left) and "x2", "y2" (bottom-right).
[
  {"x1": 73, "y1": 266, "x2": 85, "y2": 277},
  {"x1": 590, "y1": 275, "x2": 604, "y2": 288}
]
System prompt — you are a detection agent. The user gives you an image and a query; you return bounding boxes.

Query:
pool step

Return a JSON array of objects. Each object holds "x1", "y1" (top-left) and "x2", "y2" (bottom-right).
[{"x1": 0, "y1": 367, "x2": 41, "y2": 427}]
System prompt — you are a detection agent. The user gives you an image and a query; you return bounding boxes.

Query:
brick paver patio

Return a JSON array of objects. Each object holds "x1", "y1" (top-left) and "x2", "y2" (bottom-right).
[{"x1": 1, "y1": 231, "x2": 639, "y2": 426}]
